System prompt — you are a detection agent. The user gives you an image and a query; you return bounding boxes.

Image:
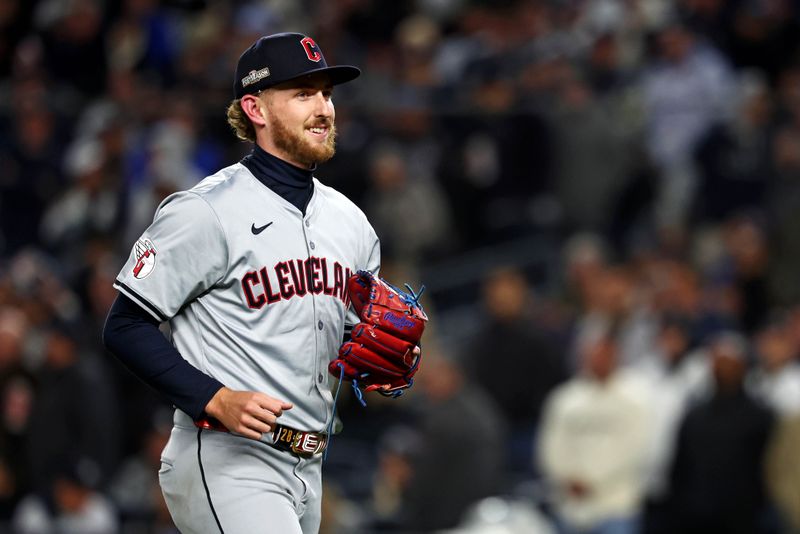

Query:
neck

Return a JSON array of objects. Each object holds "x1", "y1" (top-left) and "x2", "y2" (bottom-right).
[
  {"x1": 240, "y1": 144, "x2": 315, "y2": 215},
  {"x1": 251, "y1": 144, "x2": 314, "y2": 184}
]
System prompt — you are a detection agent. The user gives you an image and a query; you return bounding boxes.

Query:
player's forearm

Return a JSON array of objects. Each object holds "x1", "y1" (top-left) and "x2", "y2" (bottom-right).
[{"x1": 102, "y1": 293, "x2": 224, "y2": 419}]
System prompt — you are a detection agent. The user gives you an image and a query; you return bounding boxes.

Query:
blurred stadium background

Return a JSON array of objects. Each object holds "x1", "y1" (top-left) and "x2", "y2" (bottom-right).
[{"x1": 1, "y1": 0, "x2": 800, "y2": 532}]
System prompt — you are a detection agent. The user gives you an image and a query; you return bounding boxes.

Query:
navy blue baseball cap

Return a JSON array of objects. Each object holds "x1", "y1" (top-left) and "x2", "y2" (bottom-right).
[{"x1": 233, "y1": 32, "x2": 361, "y2": 99}]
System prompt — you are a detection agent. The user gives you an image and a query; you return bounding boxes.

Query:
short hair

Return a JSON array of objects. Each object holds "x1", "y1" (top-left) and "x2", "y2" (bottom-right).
[{"x1": 226, "y1": 99, "x2": 256, "y2": 142}]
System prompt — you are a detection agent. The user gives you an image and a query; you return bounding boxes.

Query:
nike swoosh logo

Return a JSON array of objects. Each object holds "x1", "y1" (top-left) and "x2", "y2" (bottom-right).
[{"x1": 251, "y1": 222, "x2": 273, "y2": 235}]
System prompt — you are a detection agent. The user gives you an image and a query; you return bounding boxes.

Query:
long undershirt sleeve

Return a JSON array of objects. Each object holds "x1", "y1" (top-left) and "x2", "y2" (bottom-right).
[{"x1": 102, "y1": 293, "x2": 224, "y2": 420}]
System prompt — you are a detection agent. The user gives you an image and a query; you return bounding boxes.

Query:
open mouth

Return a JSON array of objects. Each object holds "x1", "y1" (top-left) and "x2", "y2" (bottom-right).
[{"x1": 307, "y1": 125, "x2": 329, "y2": 138}]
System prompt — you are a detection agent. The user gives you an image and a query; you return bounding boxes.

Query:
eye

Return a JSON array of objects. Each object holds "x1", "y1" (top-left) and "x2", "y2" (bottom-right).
[
  {"x1": 323, "y1": 89, "x2": 333, "y2": 100},
  {"x1": 296, "y1": 91, "x2": 309, "y2": 99}
]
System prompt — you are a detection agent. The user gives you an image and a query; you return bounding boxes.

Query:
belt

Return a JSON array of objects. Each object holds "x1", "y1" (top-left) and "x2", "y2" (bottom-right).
[{"x1": 194, "y1": 416, "x2": 328, "y2": 458}]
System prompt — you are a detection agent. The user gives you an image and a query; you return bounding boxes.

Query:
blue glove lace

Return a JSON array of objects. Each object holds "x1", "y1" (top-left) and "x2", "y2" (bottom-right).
[{"x1": 325, "y1": 362, "x2": 347, "y2": 461}]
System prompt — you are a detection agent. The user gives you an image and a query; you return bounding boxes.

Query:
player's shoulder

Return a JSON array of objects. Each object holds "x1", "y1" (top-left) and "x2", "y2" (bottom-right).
[
  {"x1": 155, "y1": 163, "x2": 248, "y2": 217},
  {"x1": 187, "y1": 162, "x2": 250, "y2": 199},
  {"x1": 313, "y1": 178, "x2": 370, "y2": 223},
  {"x1": 162, "y1": 163, "x2": 250, "y2": 208}
]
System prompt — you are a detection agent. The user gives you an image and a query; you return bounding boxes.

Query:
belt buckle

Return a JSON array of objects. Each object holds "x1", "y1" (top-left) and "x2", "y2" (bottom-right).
[
  {"x1": 291, "y1": 431, "x2": 327, "y2": 458},
  {"x1": 273, "y1": 425, "x2": 327, "y2": 458}
]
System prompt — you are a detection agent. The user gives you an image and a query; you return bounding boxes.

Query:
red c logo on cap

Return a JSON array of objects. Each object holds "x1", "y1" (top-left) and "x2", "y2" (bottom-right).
[{"x1": 301, "y1": 37, "x2": 322, "y2": 62}]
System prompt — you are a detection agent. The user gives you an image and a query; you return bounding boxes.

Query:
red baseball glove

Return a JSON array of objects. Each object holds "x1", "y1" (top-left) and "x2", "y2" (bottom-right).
[{"x1": 329, "y1": 270, "x2": 427, "y2": 400}]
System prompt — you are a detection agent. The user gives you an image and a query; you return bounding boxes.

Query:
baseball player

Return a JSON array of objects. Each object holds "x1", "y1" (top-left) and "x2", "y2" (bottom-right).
[{"x1": 102, "y1": 33, "x2": 379, "y2": 533}]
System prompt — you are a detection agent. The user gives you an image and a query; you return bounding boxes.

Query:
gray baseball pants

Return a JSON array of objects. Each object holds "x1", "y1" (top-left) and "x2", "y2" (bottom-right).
[{"x1": 159, "y1": 413, "x2": 322, "y2": 533}]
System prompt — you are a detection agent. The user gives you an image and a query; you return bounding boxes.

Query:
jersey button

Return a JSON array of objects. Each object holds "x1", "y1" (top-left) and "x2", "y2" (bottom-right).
[
  {"x1": 318, "y1": 373, "x2": 324, "y2": 383},
  {"x1": 310, "y1": 241, "x2": 316, "y2": 250},
  {"x1": 318, "y1": 320, "x2": 323, "y2": 330},
  {"x1": 305, "y1": 220, "x2": 310, "y2": 227}
]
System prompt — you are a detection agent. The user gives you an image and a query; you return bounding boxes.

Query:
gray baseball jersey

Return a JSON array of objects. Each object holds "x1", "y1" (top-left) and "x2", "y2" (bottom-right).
[{"x1": 114, "y1": 161, "x2": 380, "y2": 433}]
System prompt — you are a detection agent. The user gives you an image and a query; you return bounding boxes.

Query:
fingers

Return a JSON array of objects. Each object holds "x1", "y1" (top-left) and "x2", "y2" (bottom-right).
[
  {"x1": 235, "y1": 426, "x2": 264, "y2": 441},
  {"x1": 238, "y1": 392, "x2": 293, "y2": 439},
  {"x1": 242, "y1": 413, "x2": 273, "y2": 435},
  {"x1": 254, "y1": 395, "x2": 293, "y2": 418},
  {"x1": 206, "y1": 390, "x2": 293, "y2": 441},
  {"x1": 230, "y1": 411, "x2": 277, "y2": 440}
]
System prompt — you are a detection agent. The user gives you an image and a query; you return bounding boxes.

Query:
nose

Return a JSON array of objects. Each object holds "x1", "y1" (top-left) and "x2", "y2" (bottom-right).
[{"x1": 313, "y1": 92, "x2": 334, "y2": 118}]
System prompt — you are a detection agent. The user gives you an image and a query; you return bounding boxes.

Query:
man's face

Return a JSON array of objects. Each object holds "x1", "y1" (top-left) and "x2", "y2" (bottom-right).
[
  {"x1": 260, "y1": 75, "x2": 336, "y2": 168},
  {"x1": 584, "y1": 336, "x2": 617, "y2": 381}
]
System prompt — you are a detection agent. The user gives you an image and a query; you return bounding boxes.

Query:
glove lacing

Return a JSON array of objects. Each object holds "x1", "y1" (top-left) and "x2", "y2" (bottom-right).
[
  {"x1": 325, "y1": 362, "x2": 348, "y2": 461},
  {"x1": 326, "y1": 279, "x2": 426, "y2": 459}
]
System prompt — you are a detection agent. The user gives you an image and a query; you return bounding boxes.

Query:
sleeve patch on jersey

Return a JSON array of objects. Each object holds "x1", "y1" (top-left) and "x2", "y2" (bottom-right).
[{"x1": 132, "y1": 238, "x2": 157, "y2": 279}]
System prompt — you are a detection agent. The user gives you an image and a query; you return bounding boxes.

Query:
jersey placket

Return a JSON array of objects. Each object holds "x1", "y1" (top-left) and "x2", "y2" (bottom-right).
[{"x1": 302, "y1": 213, "x2": 325, "y2": 395}]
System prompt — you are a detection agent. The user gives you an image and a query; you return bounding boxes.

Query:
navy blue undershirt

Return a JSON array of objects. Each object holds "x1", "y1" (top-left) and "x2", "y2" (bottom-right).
[
  {"x1": 241, "y1": 144, "x2": 314, "y2": 214},
  {"x1": 102, "y1": 146, "x2": 316, "y2": 420}
]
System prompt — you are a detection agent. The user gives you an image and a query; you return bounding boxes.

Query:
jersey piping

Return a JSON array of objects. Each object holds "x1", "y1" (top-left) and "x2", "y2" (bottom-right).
[
  {"x1": 197, "y1": 428, "x2": 225, "y2": 533},
  {"x1": 113, "y1": 279, "x2": 168, "y2": 322}
]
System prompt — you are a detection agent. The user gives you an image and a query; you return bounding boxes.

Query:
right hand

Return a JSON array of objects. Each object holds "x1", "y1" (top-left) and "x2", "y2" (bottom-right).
[{"x1": 204, "y1": 387, "x2": 293, "y2": 440}]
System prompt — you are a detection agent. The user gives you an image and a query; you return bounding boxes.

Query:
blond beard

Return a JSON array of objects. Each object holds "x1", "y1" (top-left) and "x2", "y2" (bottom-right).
[{"x1": 267, "y1": 111, "x2": 336, "y2": 168}]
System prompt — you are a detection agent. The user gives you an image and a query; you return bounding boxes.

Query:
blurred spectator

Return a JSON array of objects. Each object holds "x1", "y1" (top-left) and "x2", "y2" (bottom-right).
[
  {"x1": 0, "y1": 305, "x2": 28, "y2": 375},
  {"x1": 105, "y1": 0, "x2": 180, "y2": 85},
  {"x1": 746, "y1": 314, "x2": 800, "y2": 417},
  {"x1": 35, "y1": 0, "x2": 108, "y2": 98},
  {"x1": 13, "y1": 457, "x2": 118, "y2": 534},
  {"x1": 449, "y1": 495, "x2": 556, "y2": 534},
  {"x1": 0, "y1": 375, "x2": 33, "y2": 521},
  {"x1": 647, "y1": 256, "x2": 737, "y2": 341},
  {"x1": 568, "y1": 264, "x2": 656, "y2": 370},
  {"x1": 122, "y1": 99, "x2": 207, "y2": 246},
  {"x1": 765, "y1": 414, "x2": 800, "y2": 533},
  {"x1": 438, "y1": 50, "x2": 554, "y2": 243},
  {"x1": 320, "y1": 480, "x2": 365, "y2": 534},
  {"x1": 724, "y1": 0, "x2": 800, "y2": 82},
  {"x1": 694, "y1": 70, "x2": 773, "y2": 223},
  {"x1": 639, "y1": 18, "x2": 735, "y2": 237},
  {"x1": 538, "y1": 322, "x2": 651, "y2": 534},
  {"x1": 0, "y1": 306, "x2": 35, "y2": 516},
  {"x1": 0, "y1": 458, "x2": 19, "y2": 530},
  {"x1": 108, "y1": 409, "x2": 172, "y2": 529},
  {"x1": 39, "y1": 138, "x2": 124, "y2": 261},
  {"x1": 547, "y1": 66, "x2": 640, "y2": 235},
  {"x1": 766, "y1": 84, "x2": 800, "y2": 304},
  {"x1": 0, "y1": 91, "x2": 64, "y2": 255},
  {"x1": 665, "y1": 331, "x2": 774, "y2": 534},
  {"x1": 580, "y1": 32, "x2": 626, "y2": 97},
  {"x1": 393, "y1": 14, "x2": 442, "y2": 103},
  {"x1": 401, "y1": 353, "x2": 507, "y2": 532},
  {"x1": 0, "y1": 306, "x2": 33, "y2": 486},
  {"x1": 635, "y1": 314, "x2": 710, "y2": 496},
  {"x1": 4, "y1": 249, "x2": 83, "y2": 336},
  {"x1": 362, "y1": 139, "x2": 453, "y2": 265},
  {"x1": 25, "y1": 324, "x2": 120, "y2": 495},
  {"x1": 633, "y1": 314, "x2": 710, "y2": 533},
  {"x1": 367, "y1": 425, "x2": 420, "y2": 531},
  {"x1": 464, "y1": 266, "x2": 565, "y2": 472},
  {"x1": 560, "y1": 233, "x2": 608, "y2": 310},
  {"x1": 0, "y1": 0, "x2": 32, "y2": 78},
  {"x1": 720, "y1": 214, "x2": 771, "y2": 334}
]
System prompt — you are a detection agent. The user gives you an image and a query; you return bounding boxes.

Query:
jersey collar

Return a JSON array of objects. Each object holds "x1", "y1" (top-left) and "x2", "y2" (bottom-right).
[{"x1": 241, "y1": 144, "x2": 315, "y2": 214}]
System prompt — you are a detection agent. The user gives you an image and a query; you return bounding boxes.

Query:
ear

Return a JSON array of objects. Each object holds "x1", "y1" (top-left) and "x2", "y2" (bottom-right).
[{"x1": 240, "y1": 93, "x2": 268, "y2": 127}]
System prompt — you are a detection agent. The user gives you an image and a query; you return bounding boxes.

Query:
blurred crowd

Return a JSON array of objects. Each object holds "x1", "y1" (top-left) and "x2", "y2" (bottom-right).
[{"x1": 1, "y1": 0, "x2": 800, "y2": 532}]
